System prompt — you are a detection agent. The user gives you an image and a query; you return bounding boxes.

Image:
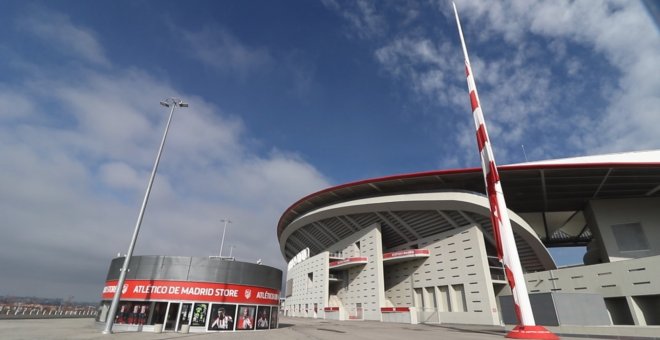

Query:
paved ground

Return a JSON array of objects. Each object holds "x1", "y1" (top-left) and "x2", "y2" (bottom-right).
[{"x1": 0, "y1": 317, "x2": 609, "y2": 340}]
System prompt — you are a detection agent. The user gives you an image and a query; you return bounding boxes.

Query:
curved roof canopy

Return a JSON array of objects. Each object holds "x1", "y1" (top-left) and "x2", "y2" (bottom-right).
[{"x1": 277, "y1": 151, "x2": 660, "y2": 265}]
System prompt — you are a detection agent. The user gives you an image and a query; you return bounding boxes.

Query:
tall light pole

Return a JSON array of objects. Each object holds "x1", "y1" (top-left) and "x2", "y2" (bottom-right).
[
  {"x1": 219, "y1": 218, "x2": 232, "y2": 257},
  {"x1": 229, "y1": 245, "x2": 236, "y2": 258},
  {"x1": 102, "y1": 98, "x2": 188, "y2": 334}
]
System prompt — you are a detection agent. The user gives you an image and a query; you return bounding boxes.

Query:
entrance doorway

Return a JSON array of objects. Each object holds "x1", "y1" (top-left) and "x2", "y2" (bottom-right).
[
  {"x1": 177, "y1": 303, "x2": 192, "y2": 331},
  {"x1": 164, "y1": 303, "x2": 179, "y2": 331}
]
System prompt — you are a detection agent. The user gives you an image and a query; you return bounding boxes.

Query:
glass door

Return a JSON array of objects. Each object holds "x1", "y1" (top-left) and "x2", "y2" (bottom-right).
[
  {"x1": 177, "y1": 303, "x2": 192, "y2": 331},
  {"x1": 164, "y1": 302, "x2": 179, "y2": 331}
]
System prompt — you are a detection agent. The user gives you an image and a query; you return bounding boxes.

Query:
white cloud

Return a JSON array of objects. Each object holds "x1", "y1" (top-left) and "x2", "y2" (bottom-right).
[
  {"x1": 0, "y1": 10, "x2": 330, "y2": 301},
  {"x1": 16, "y1": 7, "x2": 109, "y2": 66},
  {"x1": 366, "y1": 1, "x2": 660, "y2": 165},
  {"x1": 99, "y1": 162, "x2": 143, "y2": 191},
  {"x1": 0, "y1": 90, "x2": 36, "y2": 121},
  {"x1": 456, "y1": 0, "x2": 660, "y2": 156},
  {"x1": 375, "y1": 37, "x2": 458, "y2": 105}
]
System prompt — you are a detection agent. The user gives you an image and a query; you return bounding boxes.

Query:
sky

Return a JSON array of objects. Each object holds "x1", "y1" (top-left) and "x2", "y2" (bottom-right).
[{"x1": 0, "y1": 0, "x2": 658, "y2": 302}]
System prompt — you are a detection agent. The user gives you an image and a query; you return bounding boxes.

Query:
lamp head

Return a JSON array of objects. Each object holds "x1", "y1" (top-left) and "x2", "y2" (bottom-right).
[{"x1": 160, "y1": 97, "x2": 188, "y2": 108}]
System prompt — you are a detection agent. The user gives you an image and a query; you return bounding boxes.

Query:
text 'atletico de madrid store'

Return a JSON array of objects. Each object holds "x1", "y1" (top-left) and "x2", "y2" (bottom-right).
[{"x1": 96, "y1": 256, "x2": 282, "y2": 333}]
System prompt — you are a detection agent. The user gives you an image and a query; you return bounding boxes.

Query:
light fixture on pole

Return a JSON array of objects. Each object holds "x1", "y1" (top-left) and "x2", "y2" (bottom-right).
[
  {"x1": 102, "y1": 97, "x2": 188, "y2": 334},
  {"x1": 219, "y1": 219, "x2": 232, "y2": 257}
]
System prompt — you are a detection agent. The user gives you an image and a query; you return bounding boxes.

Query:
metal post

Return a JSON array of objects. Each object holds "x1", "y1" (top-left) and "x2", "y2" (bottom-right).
[
  {"x1": 102, "y1": 98, "x2": 187, "y2": 334},
  {"x1": 219, "y1": 219, "x2": 232, "y2": 257}
]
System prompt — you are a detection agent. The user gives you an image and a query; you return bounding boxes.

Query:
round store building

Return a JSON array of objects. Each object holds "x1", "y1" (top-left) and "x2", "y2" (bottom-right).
[{"x1": 96, "y1": 256, "x2": 282, "y2": 333}]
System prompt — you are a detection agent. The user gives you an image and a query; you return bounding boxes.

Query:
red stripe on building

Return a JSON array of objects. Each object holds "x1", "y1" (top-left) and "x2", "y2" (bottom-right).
[
  {"x1": 381, "y1": 307, "x2": 411, "y2": 312},
  {"x1": 382, "y1": 249, "x2": 430, "y2": 259},
  {"x1": 101, "y1": 280, "x2": 280, "y2": 305},
  {"x1": 329, "y1": 257, "x2": 368, "y2": 267}
]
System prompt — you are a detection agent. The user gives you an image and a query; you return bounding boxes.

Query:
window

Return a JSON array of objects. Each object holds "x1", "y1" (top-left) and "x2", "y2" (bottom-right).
[
  {"x1": 451, "y1": 284, "x2": 467, "y2": 312},
  {"x1": 438, "y1": 286, "x2": 451, "y2": 312},
  {"x1": 611, "y1": 223, "x2": 649, "y2": 252},
  {"x1": 307, "y1": 272, "x2": 314, "y2": 292}
]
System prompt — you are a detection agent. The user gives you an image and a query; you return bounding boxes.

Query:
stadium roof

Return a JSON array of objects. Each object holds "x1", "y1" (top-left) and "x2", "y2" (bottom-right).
[{"x1": 277, "y1": 150, "x2": 660, "y2": 254}]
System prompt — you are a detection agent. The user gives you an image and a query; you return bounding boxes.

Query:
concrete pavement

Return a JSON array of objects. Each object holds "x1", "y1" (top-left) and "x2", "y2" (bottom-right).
[{"x1": 0, "y1": 316, "x2": 612, "y2": 340}]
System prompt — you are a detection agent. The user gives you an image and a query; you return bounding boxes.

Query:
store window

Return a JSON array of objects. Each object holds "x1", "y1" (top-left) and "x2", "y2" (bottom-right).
[
  {"x1": 191, "y1": 303, "x2": 209, "y2": 327},
  {"x1": 149, "y1": 302, "x2": 168, "y2": 325}
]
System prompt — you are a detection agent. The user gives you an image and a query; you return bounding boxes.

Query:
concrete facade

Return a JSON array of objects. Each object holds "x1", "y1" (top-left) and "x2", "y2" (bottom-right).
[
  {"x1": 585, "y1": 197, "x2": 660, "y2": 263},
  {"x1": 384, "y1": 225, "x2": 500, "y2": 325},
  {"x1": 284, "y1": 251, "x2": 328, "y2": 318}
]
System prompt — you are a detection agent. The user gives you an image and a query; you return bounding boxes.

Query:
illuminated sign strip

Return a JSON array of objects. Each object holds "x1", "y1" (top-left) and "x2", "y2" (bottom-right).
[
  {"x1": 328, "y1": 257, "x2": 368, "y2": 268},
  {"x1": 101, "y1": 280, "x2": 280, "y2": 305},
  {"x1": 382, "y1": 249, "x2": 430, "y2": 260},
  {"x1": 381, "y1": 307, "x2": 410, "y2": 313}
]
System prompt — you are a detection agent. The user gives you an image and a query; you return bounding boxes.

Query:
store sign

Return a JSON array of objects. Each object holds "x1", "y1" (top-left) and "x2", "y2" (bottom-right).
[{"x1": 101, "y1": 280, "x2": 279, "y2": 304}]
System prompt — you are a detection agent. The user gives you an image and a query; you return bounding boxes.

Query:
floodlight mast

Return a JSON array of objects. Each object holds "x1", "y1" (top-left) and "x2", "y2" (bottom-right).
[
  {"x1": 452, "y1": 3, "x2": 557, "y2": 339},
  {"x1": 219, "y1": 218, "x2": 232, "y2": 257},
  {"x1": 102, "y1": 98, "x2": 188, "y2": 334}
]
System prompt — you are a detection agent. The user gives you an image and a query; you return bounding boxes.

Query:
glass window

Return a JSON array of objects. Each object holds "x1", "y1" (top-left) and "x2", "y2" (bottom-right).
[
  {"x1": 236, "y1": 305, "x2": 256, "y2": 331},
  {"x1": 256, "y1": 306, "x2": 270, "y2": 329},
  {"x1": 191, "y1": 303, "x2": 209, "y2": 327},
  {"x1": 208, "y1": 304, "x2": 236, "y2": 331}
]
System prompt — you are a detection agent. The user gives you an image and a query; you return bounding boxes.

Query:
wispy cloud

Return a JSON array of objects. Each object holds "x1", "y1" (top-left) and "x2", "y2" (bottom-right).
[
  {"x1": 456, "y1": 0, "x2": 660, "y2": 156},
  {"x1": 334, "y1": 0, "x2": 660, "y2": 165},
  {"x1": 322, "y1": 0, "x2": 387, "y2": 39},
  {"x1": 16, "y1": 7, "x2": 109, "y2": 66},
  {"x1": 180, "y1": 26, "x2": 272, "y2": 75}
]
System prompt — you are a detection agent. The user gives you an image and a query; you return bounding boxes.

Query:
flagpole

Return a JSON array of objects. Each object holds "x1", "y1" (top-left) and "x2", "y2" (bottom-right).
[{"x1": 451, "y1": 3, "x2": 557, "y2": 339}]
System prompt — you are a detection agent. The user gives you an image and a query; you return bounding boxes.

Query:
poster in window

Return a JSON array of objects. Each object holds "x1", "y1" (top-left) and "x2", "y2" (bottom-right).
[
  {"x1": 191, "y1": 303, "x2": 208, "y2": 327},
  {"x1": 236, "y1": 305, "x2": 255, "y2": 330},
  {"x1": 256, "y1": 306, "x2": 270, "y2": 329},
  {"x1": 208, "y1": 304, "x2": 235, "y2": 331},
  {"x1": 270, "y1": 306, "x2": 278, "y2": 329}
]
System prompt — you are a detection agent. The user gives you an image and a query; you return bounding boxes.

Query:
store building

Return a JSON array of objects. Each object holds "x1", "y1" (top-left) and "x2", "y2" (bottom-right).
[
  {"x1": 97, "y1": 256, "x2": 282, "y2": 333},
  {"x1": 278, "y1": 151, "x2": 660, "y2": 333}
]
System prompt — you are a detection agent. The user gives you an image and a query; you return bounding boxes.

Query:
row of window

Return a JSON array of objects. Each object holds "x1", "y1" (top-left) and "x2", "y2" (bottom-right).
[{"x1": 97, "y1": 301, "x2": 279, "y2": 332}]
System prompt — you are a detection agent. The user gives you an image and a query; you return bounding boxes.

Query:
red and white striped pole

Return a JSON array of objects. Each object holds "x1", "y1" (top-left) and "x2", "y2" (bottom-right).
[{"x1": 452, "y1": 3, "x2": 557, "y2": 339}]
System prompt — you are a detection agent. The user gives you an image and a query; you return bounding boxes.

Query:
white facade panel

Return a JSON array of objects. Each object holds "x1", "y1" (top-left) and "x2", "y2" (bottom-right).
[
  {"x1": 284, "y1": 251, "x2": 328, "y2": 319},
  {"x1": 384, "y1": 225, "x2": 500, "y2": 325}
]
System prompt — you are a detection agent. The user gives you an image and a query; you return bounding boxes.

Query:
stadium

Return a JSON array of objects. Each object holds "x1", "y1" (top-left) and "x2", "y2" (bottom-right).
[{"x1": 279, "y1": 150, "x2": 660, "y2": 332}]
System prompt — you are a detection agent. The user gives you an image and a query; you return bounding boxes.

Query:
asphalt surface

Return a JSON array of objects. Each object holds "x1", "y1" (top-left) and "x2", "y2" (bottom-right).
[{"x1": 0, "y1": 316, "x2": 607, "y2": 340}]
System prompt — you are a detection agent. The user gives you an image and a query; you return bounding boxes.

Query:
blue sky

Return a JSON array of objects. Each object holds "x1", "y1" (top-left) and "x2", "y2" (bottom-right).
[{"x1": 0, "y1": 1, "x2": 657, "y2": 302}]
